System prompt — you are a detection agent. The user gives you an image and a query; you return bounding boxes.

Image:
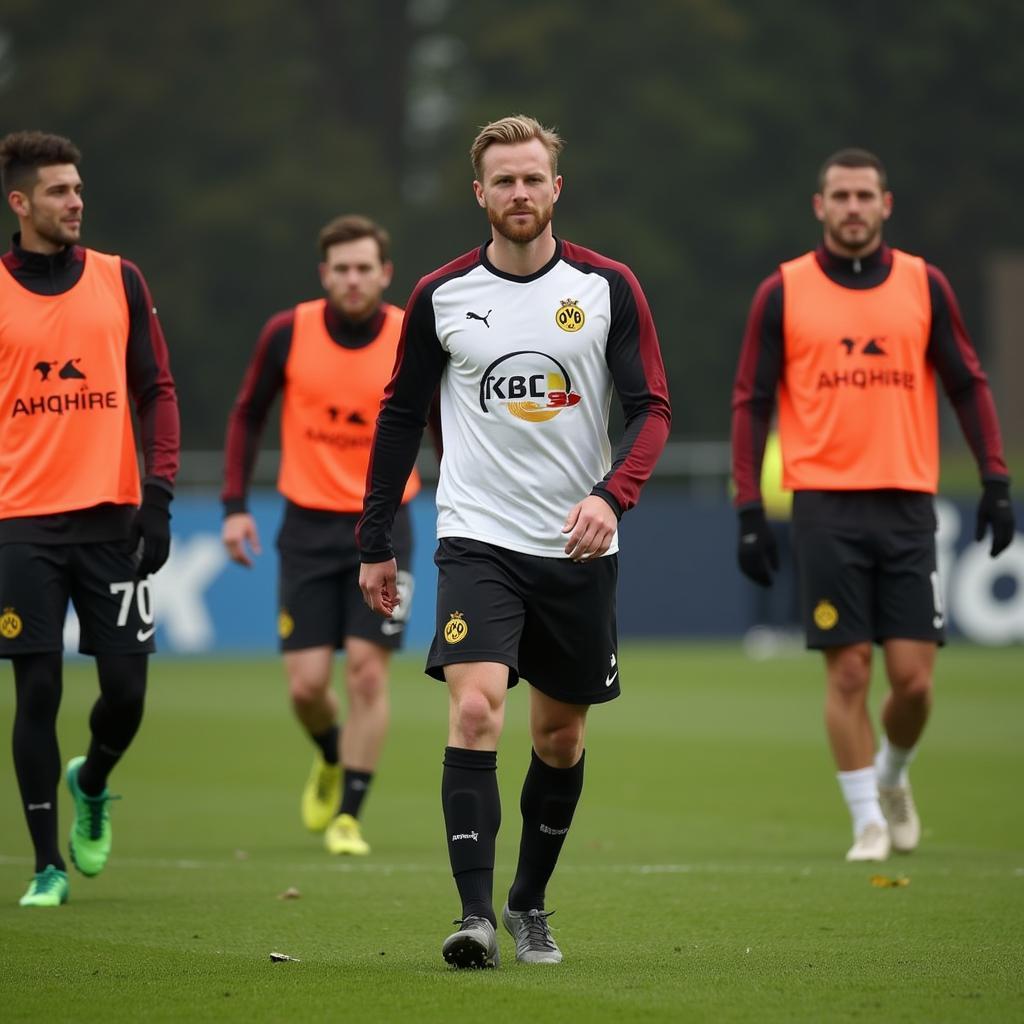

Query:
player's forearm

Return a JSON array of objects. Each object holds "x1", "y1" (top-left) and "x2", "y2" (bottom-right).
[{"x1": 357, "y1": 405, "x2": 425, "y2": 561}]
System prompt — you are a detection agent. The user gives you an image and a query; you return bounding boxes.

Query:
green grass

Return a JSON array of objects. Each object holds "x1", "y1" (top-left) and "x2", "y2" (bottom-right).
[{"x1": 1, "y1": 643, "x2": 1022, "y2": 1023}]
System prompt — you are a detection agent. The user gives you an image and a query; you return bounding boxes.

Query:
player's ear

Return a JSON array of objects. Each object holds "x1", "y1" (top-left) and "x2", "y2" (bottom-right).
[
  {"x1": 552, "y1": 175, "x2": 562, "y2": 203},
  {"x1": 473, "y1": 180, "x2": 486, "y2": 208},
  {"x1": 7, "y1": 189, "x2": 30, "y2": 218}
]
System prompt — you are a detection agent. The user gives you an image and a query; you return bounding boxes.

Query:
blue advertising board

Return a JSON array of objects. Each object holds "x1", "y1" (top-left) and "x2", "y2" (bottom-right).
[{"x1": 59, "y1": 489, "x2": 1024, "y2": 654}]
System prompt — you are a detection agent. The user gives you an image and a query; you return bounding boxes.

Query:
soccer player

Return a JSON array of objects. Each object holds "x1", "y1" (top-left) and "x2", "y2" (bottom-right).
[
  {"x1": 358, "y1": 115, "x2": 671, "y2": 967},
  {"x1": 731, "y1": 148, "x2": 1016, "y2": 862},
  {"x1": 0, "y1": 131, "x2": 180, "y2": 906},
  {"x1": 222, "y1": 215, "x2": 423, "y2": 856}
]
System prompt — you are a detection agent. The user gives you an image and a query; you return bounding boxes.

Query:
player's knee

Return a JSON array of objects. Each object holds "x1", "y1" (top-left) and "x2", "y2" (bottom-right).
[
  {"x1": 288, "y1": 671, "x2": 329, "y2": 709},
  {"x1": 452, "y1": 689, "x2": 500, "y2": 745},
  {"x1": 96, "y1": 654, "x2": 147, "y2": 710},
  {"x1": 533, "y1": 724, "x2": 584, "y2": 768},
  {"x1": 346, "y1": 659, "x2": 387, "y2": 707},
  {"x1": 890, "y1": 667, "x2": 933, "y2": 705},
  {"x1": 828, "y1": 646, "x2": 872, "y2": 699},
  {"x1": 13, "y1": 654, "x2": 62, "y2": 720}
]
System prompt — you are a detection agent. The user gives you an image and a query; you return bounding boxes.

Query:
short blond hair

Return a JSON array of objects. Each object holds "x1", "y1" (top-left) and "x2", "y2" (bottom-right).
[{"x1": 470, "y1": 114, "x2": 564, "y2": 179}]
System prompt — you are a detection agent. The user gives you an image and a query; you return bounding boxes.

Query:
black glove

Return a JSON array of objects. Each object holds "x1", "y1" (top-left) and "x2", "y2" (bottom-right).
[
  {"x1": 737, "y1": 505, "x2": 779, "y2": 587},
  {"x1": 129, "y1": 483, "x2": 172, "y2": 577},
  {"x1": 975, "y1": 479, "x2": 1015, "y2": 557}
]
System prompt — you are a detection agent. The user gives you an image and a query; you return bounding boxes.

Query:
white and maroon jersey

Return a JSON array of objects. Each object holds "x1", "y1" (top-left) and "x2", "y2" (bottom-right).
[{"x1": 358, "y1": 239, "x2": 671, "y2": 560}]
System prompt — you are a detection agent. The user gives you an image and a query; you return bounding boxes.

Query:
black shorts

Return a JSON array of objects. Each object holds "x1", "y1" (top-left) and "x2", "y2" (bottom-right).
[
  {"x1": 792, "y1": 490, "x2": 945, "y2": 649},
  {"x1": 276, "y1": 503, "x2": 414, "y2": 652},
  {"x1": 426, "y1": 537, "x2": 620, "y2": 705},
  {"x1": 0, "y1": 541, "x2": 157, "y2": 657}
]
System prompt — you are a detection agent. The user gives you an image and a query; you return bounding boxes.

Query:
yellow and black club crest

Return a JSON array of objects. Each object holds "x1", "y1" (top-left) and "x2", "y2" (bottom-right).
[
  {"x1": 1, "y1": 607, "x2": 23, "y2": 639},
  {"x1": 813, "y1": 599, "x2": 839, "y2": 630},
  {"x1": 444, "y1": 610, "x2": 469, "y2": 644},
  {"x1": 278, "y1": 609, "x2": 295, "y2": 640},
  {"x1": 555, "y1": 298, "x2": 585, "y2": 333}
]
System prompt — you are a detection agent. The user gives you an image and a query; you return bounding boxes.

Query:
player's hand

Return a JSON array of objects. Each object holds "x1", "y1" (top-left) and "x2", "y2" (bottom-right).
[
  {"x1": 975, "y1": 479, "x2": 1016, "y2": 557},
  {"x1": 360, "y1": 558, "x2": 400, "y2": 616},
  {"x1": 737, "y1": 505, "x2": 779, "y2": 587},
  {"x1": 562, "y1": 495, "x2": 617, "y2": 562},
  {"x1": 129, "y1": 484, "x2": 172, "y2": 578},
  {"x1": 222, "y1": 512, "x2": 262, "y2": 568}
]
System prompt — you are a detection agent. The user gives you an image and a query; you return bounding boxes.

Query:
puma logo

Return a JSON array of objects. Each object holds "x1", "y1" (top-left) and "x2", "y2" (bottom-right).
[{"x1": 466, "y1": 309, "x2": 492, "y2": 328}]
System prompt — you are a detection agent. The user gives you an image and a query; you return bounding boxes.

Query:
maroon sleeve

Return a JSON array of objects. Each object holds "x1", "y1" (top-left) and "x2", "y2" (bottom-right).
[
  {"x1": 122, "y1": 260, "x2": 180, "y2": 490},
  {"x1": 221, "y1": 310, "x2": 293, "y2": 513},
  {"x1": 926, "y1": 266, "x2": 1009, "y2": 482},
  {"x1": 587, "y1": 265, "x2": 671, "y2": 516},
  {"x1": 731, "y1": 271, "x2": 784, "y2": 508}
]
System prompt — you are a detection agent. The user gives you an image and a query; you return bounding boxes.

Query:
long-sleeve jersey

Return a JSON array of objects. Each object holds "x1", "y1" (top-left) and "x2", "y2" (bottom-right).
[
  {"x1": 0, "y1": 234, "x2": 179, "y2": 543},
  {"x1": 731, "y1": 243, "x2": 1008, "y2": 508},
  {"x1": 357, "y1": 238, "x2": 672, "y2": 561}
]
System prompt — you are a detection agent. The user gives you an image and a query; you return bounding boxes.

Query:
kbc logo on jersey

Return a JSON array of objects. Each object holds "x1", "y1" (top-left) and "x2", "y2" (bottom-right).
[{"x1": 478, "y1": 350, "x2": 582, "y2": 423}]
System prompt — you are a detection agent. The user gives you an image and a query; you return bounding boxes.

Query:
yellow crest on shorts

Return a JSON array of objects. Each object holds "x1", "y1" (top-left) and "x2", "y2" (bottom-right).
[
  {"x1": 1, "y1": 607, "x2": 23, "y2": 639},
  {"x1": 813, "y1": 599, "x2": 839, "y2": 630},
  {"x1": 555, "y1": 298, "x2": 585, "y2": 333},
  {"x1": 278, "y1": 609, "x2": 295, "y2": 639},
  {"x1": 444, "y1": 610, "x2": 468, "y2": 644}
]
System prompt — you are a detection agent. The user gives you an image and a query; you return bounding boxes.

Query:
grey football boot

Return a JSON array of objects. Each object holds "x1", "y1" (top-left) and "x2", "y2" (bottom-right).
[
  {"x1": 501, "y1": 904, "x2": 563, "y2": 964},
  {"x1": 442, "y1": 915, "x2": 500, "y2": 969}
]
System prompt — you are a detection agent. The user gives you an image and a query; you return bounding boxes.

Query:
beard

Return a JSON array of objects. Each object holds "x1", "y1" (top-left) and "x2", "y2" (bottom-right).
[
  {"x1": 487, "y1": 202, "x2": 553, "y2": 244},
  {"x1": 34, "y1": 217, "x2": 80, "y2": 249},
  {"x1": 826, "y1": 218, "x2": 881, "y2": 255}
]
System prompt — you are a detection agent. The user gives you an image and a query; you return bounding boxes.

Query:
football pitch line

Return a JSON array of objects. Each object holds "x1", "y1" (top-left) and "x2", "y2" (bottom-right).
[{"x1": 2, "y1": 852, "x2": 1020, "y2": 878}]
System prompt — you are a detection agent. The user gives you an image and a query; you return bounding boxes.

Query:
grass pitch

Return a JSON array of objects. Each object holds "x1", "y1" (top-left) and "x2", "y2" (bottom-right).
[{"x1": 1, "y1": 643, "x2": 1022, "y2": 1023}]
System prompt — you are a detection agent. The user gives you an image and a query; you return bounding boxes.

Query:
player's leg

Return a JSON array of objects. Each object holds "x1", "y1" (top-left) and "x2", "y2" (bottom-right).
[
  {"x1": 12, "y1": 653, "x2": 70, "y2": 905},
  {"x1": 502, "y1": 690, "x2": 587, "y2": 964},
  {"x1": 325, "y1": 519, "x2": 412, "y2": 853},
  {"x1": 322, "y1": 637, "x2": 390, "y2": 855},
  {"x1": 285, "y1": 645, "x2": 342, "y2": 832},
  {"x1": 68, "y1": 545, "x2": 157, "y2": 878},
  {"x1": 873, "y1": 519, "x2": 943, "y2": 853},
  {"x1": 793, "y1": 494, "x2": 887, "y2": 860},
  {"x1": 278, "y1": 527, "x2": 351, "y2": 832},
  {"x1": 64, "y1": 653, "x2": 147, "y2": 877},
  {"x1": 2, "y1": 544, "x2": 73, "y2": 905},
  {"x1": 426, "y1": 538, "x2": 524, "y2": 968},
  {"x1": 440, "y1": 662, "x2": 508, "y2": 968},
  {"x1": 504, "y1": 548, "x2": 617, "y2": 963},
  {"x1": 875, "y1": 640, "x2": 935, "y2": 853},
  {"x1": 823, "y1": 643, "x2": 889, "y2": 860}
]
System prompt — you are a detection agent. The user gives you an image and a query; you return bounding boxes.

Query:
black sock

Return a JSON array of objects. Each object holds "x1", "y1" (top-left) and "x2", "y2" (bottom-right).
[
  {"x1": 508, "y1": 749, "x2": 585, "y2": 912},
  {"x1": 78, "y1": 655, "x2": 148, "y2": 796},
  {"x1": 12, "y1": 654, "x2": 66, "y2": 872},
  {"x1": 442, "y1": 746, "x2": 500, "y2": 927},
  {"x1": 339, "y1": 769, "x2": 372, "y2": 817},
  {"x1": 311, "y1": 723, "x2": 341, "y2": 766}
]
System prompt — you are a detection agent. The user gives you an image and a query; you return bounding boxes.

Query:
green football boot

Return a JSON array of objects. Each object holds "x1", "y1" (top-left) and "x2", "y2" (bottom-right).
[
  {"x1": 19, "y1": 865, "x2": 69, "y2": 907},
  {"x1": 66, "y1": 756, "x2": 119, "y2": 877}
]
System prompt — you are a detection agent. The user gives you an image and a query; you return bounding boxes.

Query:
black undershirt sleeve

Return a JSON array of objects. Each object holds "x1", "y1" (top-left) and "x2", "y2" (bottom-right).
[{"x1": 357, "y1": 286, "x2": 449, "y2": 561}]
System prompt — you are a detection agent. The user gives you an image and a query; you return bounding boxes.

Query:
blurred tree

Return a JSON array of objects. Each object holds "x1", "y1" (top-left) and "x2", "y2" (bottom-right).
[
  {"x1": 2, "y1": 0, "x2": 1021, "y2": 447},
  {"x1": 0, "y1": 0, "x2": 416, "y2": 446}
]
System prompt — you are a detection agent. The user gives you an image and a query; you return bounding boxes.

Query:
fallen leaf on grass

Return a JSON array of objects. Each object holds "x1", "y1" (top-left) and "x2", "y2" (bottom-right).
[{"x1": 870, "y1": 874, "x2": 910, "y2": 888}]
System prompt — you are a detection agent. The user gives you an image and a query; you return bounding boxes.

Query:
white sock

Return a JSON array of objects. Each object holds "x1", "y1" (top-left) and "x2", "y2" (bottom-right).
[
  {"x1": 875, "y1": 736, "x2": 915, "y2": 788},
  {"x1": 837, "y1": 766, "x2": 886, "y2": 836}
]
